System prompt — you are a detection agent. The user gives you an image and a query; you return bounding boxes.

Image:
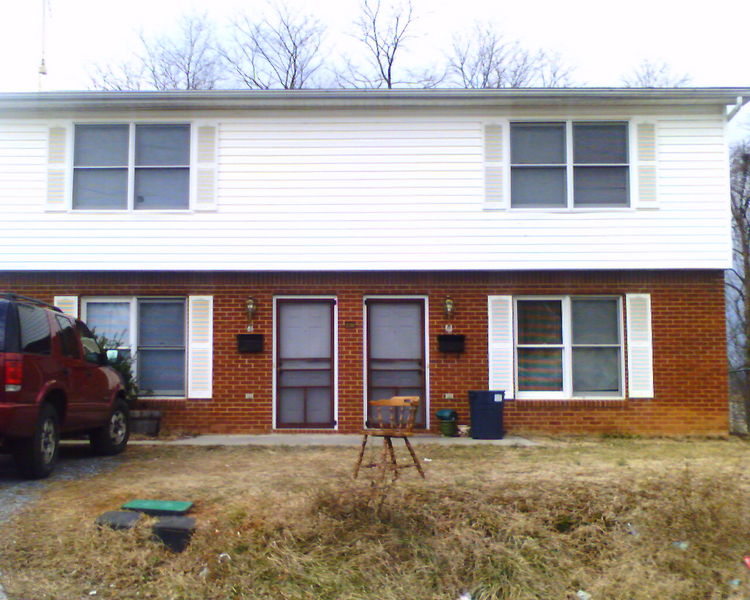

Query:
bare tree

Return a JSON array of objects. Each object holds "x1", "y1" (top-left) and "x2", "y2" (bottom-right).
[
  {"x1": 621, "y1": 59, "x2": 692, "y2": 88},
  {"x1": 339, "y1": 0, "x2": 436, "y2": 89},
  {"x1": 223, "y1": 4, "x2": 327, "y2": 89},
  {"x1": 727, "y1": 140, "x2": 750, "y2": 431},
  {"x1": 89, "y1": 14, "x2": 224, "y2": 91},
  {"x1": 448, "y1": 25, "x2": 574, "y2": 88}
]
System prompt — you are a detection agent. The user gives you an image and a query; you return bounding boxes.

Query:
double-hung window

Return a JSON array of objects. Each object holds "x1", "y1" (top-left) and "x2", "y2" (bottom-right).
[
  {"x1": 73, "y1": 124, "x2": 190, "y2": 210},
  {"x1": 510, "y1": 122, "x2": 629, "y2": 208},
  {"x1": 82, "y1": 298, "x2": 187, "y2": 397},
  {"x1": 515, "y1": 297, "x2": 623, "y2": 398}
]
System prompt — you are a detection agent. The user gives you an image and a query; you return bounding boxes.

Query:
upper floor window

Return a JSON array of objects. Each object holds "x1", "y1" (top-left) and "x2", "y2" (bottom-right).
[
  {"x1": 510, "y1": 122, "x2": 629, "y2": 208},
  {"x1": 73, "y1": 124, "x2": 190, "y2": 210}
]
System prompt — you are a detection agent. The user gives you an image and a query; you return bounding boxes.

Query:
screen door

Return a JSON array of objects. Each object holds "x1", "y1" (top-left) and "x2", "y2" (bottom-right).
[
  {"x1": 276, "y1": 299, "x2": 335, "y2": 428},
  {"x1": 366, "y1": 299, "x2": 426, "y2": 427}
]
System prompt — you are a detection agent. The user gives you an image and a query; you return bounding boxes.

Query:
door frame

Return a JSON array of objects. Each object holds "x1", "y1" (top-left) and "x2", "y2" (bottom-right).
[
  {"x1": 272, "y1": 296, "x2": 338, "y2": 430},
  {"x1": 362, "y1": 295, "x2": 430, "y2": 429}
]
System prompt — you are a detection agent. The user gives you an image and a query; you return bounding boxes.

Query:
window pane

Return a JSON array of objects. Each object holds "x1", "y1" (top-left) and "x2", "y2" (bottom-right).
[
  {"x1": 134, "y1": 168, "x2": 189, "y2": 210},
  {"x1": 518, "y1": 348, "x2": 563, "y2": 391},
  {"x1": 574, "y1": 167, "x2": 629, "y2": 206},
  {"x1": 572, "y1": 299, "x2": 619, "y2": 344},
  {"x1": 73, "y1": 169, "x2": 128, "y2": 209},
  {"x1": 574, "y1": 123, "x2": 628, "y2": 164},
  {"x1": 573, "y1": 348, "x2": 621, "y2": 393},
  {"x1": 511, "y1": 167, "x2": 566, "y2": 207},
  {"x1": 138, "y1": 349, "x2": 185, "y2": 395},
  {"x1": 18, "y1": 305, "x2": 51, "y2": 354},
  {"x1": 511, "y1": 123, "x2": 565, "y2": 164},
  {"x1": 139, "y1": 301, "x2": 185, "y2": 347},
  {"x1": 136, "y1": 125, "x2": 190, "y2": 166},
  {"x1": 55, "y1": 316, "x2": 80, "y2": 358},
  {"x1": 74, "y1": 125, "x2": 129, "y2": 167},
  {"x1": 517, "y1": 300, "x2": 562, "y2": 344},
  {"x1": 85, "y1": 302, "x2": 130, "y2": 345}
]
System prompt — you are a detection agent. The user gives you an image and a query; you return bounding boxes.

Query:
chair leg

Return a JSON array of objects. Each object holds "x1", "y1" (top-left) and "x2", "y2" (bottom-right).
[
  {"x1": 353, "y1": 434, "x2": 369, "y2": 479},
  {"x1": 385, "y1": 436, "x2": 399, "y2": 480},
  {"x1": 377, "y1": 437, "x2": 390, "y2": 485},
  {"x1": 404, "y1": 437, "x2": 425, "y2": 479}
]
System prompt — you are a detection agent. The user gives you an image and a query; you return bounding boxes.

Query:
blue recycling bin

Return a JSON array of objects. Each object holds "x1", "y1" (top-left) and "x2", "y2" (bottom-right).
[{"x1": 468, "y1": 390, "x2": 505, "y2": 439}]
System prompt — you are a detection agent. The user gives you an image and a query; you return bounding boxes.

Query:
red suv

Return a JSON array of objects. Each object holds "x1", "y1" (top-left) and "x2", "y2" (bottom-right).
[{"x1": 0, "y1": 293, "x2": 130, "y2": 478}]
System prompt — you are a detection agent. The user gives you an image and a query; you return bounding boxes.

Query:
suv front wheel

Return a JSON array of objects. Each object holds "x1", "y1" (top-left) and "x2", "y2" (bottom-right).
[
  {"x1": 90, "y1": 400, "x2": 130, "y2": 455},
  {"x1": 12, "y1": 403, "x2": 60, "y2": 479}
]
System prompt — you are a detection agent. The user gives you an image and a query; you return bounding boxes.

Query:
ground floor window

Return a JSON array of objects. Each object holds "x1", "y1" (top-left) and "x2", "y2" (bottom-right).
[
  {"x1": 82, "y1": 297, "x2": 186, "y2": 396},
  {"x1": 515, "y1": 296, "x2": 622, "y2": 398}
]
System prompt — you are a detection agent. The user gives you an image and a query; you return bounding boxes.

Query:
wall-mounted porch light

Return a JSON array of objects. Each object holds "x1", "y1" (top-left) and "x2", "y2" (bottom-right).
[
  {"x1": 246, "y1": 297, "x2": 257, "y2": 332},
  {"x1": 443, "y1": 296, "x2": 455, "y2": 333}
]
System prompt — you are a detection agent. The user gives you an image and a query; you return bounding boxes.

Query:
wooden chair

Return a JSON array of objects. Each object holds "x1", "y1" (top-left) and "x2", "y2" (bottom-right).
[{"x1": 353, "y1": 396, "x2": 426, "y2": 480}]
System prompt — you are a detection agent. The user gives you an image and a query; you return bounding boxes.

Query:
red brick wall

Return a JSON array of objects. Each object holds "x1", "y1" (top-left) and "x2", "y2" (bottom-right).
[{"x1": 0, "y1": 270, "x2": 729, "y2": 435}]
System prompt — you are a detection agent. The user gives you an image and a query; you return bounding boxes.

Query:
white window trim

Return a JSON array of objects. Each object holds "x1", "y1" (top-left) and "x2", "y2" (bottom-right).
[
  {"x1": 513, "y1": 295, "x2": 625, "y2": 400},
  {"x1": 508, "y1": 119, "x2": 633, "y2": 213},
  {"x1": 69, "y1": 121, "x2": 194, "y2": 213},
  {"x1": 81, "y1": 296, "x2": 188, "y2": 400},
  {"x1": 272, "y1": 295, "x2": 339, "y2": 431},
  {"x1": 362, "y1": 295, "x2": 430, "y2": 429}
]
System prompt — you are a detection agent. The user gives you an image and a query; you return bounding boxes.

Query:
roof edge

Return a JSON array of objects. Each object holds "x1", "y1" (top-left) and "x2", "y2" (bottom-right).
[{"x1": 1, "y1": 87, "x2": 749, "y2": 112}]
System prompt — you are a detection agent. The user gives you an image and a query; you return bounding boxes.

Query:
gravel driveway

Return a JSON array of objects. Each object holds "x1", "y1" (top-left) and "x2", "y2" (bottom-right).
[
  {"x1": 0, "y1": 444, "x2": 125, "y2": 600},
  {"x1": 0, "y1": 443, "x2": 124, "y2": 523}
]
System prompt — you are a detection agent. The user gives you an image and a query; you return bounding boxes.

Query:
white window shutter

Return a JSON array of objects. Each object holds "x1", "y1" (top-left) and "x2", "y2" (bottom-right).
[
  {"x1": 192, "y1": 124, "x2": 218, "y2": 210},
  {"x1": 487, "y1": 295, "x2": 514, "y2": 398},
  {"x1": 188, "y1": 295, "x2": 214, "y2": 399},
  {"x1": 46, "y1": 126, "x2": 68, "y2": 211},
  {"x1": 484, "y1": 122, "x2": 508, "y2": 209},
  {"x1": 633, "y1": 121, "x2": 658, "y2": 209},
  {"x1": 54, "y1": 296, "x2": 78, "y2": 318},
  {"x1": 626, "y1": 293, "x2": 654, "y2": 398}
]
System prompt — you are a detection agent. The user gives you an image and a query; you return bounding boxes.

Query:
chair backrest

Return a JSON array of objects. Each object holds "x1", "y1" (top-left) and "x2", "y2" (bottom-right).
[{"x1": 368, "y1": 396, "x2": 420, "y2": 433}]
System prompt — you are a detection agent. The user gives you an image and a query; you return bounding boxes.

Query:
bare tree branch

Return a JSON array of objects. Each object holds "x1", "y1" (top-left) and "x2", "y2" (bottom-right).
[
  {"x1": 621, "y1": 59, "x2": 692, "y2": 88},
  {"x1": 338, "y1": 0, "x2": 435, "y2": 89},
  {"x1": 447, "y1": 24, "x2": 574, "y2": 88},
  {"x1": 223, "y1": 3, "x2": 327, "y2": 89},
  {"x1": 89, "y1": 14, "x2": 224, "y2": 90}
]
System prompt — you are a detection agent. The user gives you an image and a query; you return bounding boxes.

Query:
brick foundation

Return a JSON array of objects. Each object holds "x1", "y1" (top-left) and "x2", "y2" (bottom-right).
[{"x1": 0, "y1": 270, "x2": 729, "y2": 435}]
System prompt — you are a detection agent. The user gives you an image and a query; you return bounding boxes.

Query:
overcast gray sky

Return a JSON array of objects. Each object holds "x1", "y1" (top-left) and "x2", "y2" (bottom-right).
[{"x1": 2, "y1": 0, "x2": 749, "y2": 92}]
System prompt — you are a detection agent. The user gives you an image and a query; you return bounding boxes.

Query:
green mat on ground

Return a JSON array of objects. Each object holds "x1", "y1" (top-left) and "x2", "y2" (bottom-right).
[{"x1": 122, "y1": 500, "x2": 193, "y2": 516}]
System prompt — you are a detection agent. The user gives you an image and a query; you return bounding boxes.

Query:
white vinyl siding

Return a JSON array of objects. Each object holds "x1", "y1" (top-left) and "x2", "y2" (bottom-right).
[{"x1": 0, "y1": 111, "x2": 731, "y2": 271}]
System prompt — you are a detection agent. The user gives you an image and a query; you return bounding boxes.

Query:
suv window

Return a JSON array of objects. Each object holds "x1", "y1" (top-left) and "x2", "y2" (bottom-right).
[
  {"x1": 18, "y1": 305, "x2": 52, "y2": 355},
  {"x1": 55, "y1": 315, "x2": 81, "y2": 358},
  {"x1": 76, "y1": 320, "x2": 103, "y2": 364}
]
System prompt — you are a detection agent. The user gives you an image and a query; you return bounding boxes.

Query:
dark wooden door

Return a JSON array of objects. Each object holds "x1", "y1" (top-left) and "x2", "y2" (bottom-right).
[
  {"x1": 366, "y1": 299, "x2": 426, "y2": 427},
  {"x1": 276, "y1": 299, "x2": 335, "y2": 428}
]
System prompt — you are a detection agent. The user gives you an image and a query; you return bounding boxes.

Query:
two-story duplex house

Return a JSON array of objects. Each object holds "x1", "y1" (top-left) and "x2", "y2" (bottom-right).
[{"x1": 0, "y1": 88, "x2": 746, "y2": 435}]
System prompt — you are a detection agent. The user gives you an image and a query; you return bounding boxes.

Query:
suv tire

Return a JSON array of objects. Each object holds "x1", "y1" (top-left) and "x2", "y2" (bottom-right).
[
  {"x1": 90, "y1": 400, "x2": 130, "y2": 455},
  {"x1": 12, "y1": 403, "x2": 60, "y2": 479}
]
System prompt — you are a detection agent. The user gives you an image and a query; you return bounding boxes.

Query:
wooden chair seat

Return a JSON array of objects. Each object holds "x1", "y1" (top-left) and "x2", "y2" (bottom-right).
[{"x1": 352, "y1": 396, "x2": 426, "y2": 481}]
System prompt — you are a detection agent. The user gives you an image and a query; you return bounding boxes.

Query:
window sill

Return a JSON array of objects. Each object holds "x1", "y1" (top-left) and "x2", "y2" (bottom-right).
[
  {"x1": 62, "y1": 209, "x2": 195, "y2": 215},
  {"x1": 483, "y1": 207, "x2": 636, "y2": 214},
  {"x1": 509, "y1": 398, "x2": 629, "y2": 409}
]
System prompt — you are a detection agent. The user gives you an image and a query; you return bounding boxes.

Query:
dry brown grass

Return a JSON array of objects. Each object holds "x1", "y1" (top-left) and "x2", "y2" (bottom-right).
[{"x1": 2, "y1": 438, "x2": 750, "y2": 599}]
